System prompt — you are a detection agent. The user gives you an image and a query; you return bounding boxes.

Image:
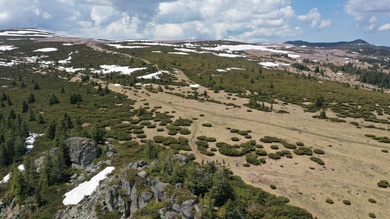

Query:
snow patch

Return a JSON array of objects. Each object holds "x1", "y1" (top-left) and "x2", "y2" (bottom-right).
[
  {"x1": 63, "y1": 167, "x2": 115, "y2": 205},
  {"x1": 137, "y1": 70, "x2": 169, "y2": 79},
  {"x1": 216, "y1": 67, "x2": 245, "y2": 72},
  {"x1": 190, "y1": 84, "x2": 200, "y2": 89},
  {"x1": 94, "y1": 65, "x2": 146, "y2": 75},
  {"x1": 58, "y1": 66, "x2": 86, "y2": 73},
  {"x1": 0, "y1": 45, "x2": 18, "y2": 51},
  {"x1": 33, "y1": 48, "x2": 58, "y2": 52},
  {"x1": 259, "y1": 62, "x2": 290, "y2": 68},
  {"x1": 25, "y1": 133, "x2": 44, "y2": 150},
  {"x1": 168, "y1": 52, "x2": 189, "y2": 55},
  {"x1": 106, "y1": 44, "x2": 149, "y2": 49}
]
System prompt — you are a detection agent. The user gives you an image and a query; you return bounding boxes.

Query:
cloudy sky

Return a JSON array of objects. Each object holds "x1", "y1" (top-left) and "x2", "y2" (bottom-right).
[{"x1": 0, "y1": 0, "x2": 390, "y2": 45}]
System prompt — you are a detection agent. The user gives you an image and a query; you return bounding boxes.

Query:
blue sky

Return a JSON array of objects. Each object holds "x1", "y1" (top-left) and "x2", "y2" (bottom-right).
[{"x1": 0, "y1": 0, "x2": 389, "y2": 45}]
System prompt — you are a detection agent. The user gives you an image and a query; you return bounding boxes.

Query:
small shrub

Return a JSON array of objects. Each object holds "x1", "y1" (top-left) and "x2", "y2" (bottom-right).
[
  {"x1": 255, "y1": 150, "x2": 267, "y2": 156},
  {"x1": 195, "y1": 141, "x2": 209, "y2": 148},
  {"x1": 210, "y1": 148, "x2": 217, "y2": 152},
  {"x1": 168, "y1": 130, "x2": 177, "y2": 135},
  {"x1": 325, "y1": 198, "x2": 334, "y2": 204},
  {"x1": 231, "y1": 137, "x2": 240, "y2": 142},
  {"x1": 270, "y1": 184, "x2": 276, "y2": 190},
  {"x1": 313, "y1": 148, "x2": 325, "y2": 154},
  {"x1": 377, "y1": 180, "x2": 389, "y2": 188},
  {"x1": 216, "y1": 142, "x2": 229, "y2": 148},
  {"x1": 310, "y1": 157, "x2": 325, "y2": 165},
  {"x1": 197, "y1": 136, "x2": 207, "y2": 141},
  {"x1": 246, "y1": 153, "x2": 260, "y2": 165},
  {"x1": 255, "y1": 144, "x2": 264, "y2": 148},
  {"x1": 179, "y1": 129, "x2": 191, "y2": 135},
  {"x1": 238, "y1": 130, "x2": 248, "y2": 136},
  {"x1": 368, "y1": 198, "x2": 377, "y2": 203},
  {"x1": 293, "y1": 147, "x2": 313, "y2": 156},
  {"x1": 202, "y1": 123, "x2": 212, "y2": 127},
  {"x1": 282, "y1": 141, "x2": 297, "y2": 149},
  {"x1": 157, "y1": 128, "x2": 164, "y2": 132},
  {"x1": 296, "y1": 142, "x2": 305, "y2": 146},
  {"x1": 368, "y1": 213, "x2": 376, "y2": 218},
  {"x1": 206, "y1": 137, "x2": 217, "y2": 142},
  {"x1": 243, "y1": 163, "x2": 250, "y2": 167},
  {"x1": 342, "y1": 200, "x2": 351, "y2": 205},
  {"x1": 136, "y1": 134, "x2": 147, "y2": 138},
  {"x1": 381, "y1": 149, "x2": 389, "y2": 153},
  {"x1": 270, "y1": 145, "x2": 279, "y2": 150},
  {"x1": 268, "y1": 153, "x2": 281, "y2": 160}
]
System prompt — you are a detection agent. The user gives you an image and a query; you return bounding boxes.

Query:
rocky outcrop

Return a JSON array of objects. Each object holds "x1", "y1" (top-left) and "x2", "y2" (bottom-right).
[
  {"x1": 57, "y1": 160, "x2": 202, "y2": 219},
  {"x1": 65, "y1": 137, "x2": 101, "y2": 166}
]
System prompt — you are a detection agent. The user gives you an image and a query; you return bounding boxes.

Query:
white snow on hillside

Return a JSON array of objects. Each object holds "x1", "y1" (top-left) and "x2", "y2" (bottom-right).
[
  {"x1": 0, "y1": 164, "x2": 26, "y2": 184},
  {"x1": 152, "y1": 51, "x2": 162, "y2": 53},
  {"x1": 216, "y1": 67, "x2": 245, "y2": 72},
  {"x1": 58, "y1": 52, "x2": 73, "y2": 64},
  {"x1": 94, "y1": 65, "x2": 146, "y2": 75},
  {"x1": 58, "y1": 66, "x2": 85, "y2": 73},
  {"x1": 130, "y1": 42, "x2": 176, "y2": 47},
  {"x1": 259, "y1": 62, "x2": 290, "y2": 68},
  {"x1": 25, "y1": 133, "x2": 44, "y2": 150},
  {"x1": 202, "y1": 44, "x2": 299, "y2": 58},
  {"x1": 33, "y1": 48, "x2": 58, "y2": 52},
  {"x1": 168, "y1": 52, "x2": 189, "y2": 55},
  {"x1": 0, "y1": 61, "x2": 17, "y2": 67},
  {"x1": 106, "y1": 44, "x2": 149, "y2": 49},
  {"x1": 190, "y1": 84, "x2": 200, "y2": 89},
  {"x1": 137, "y1": 70, "x2": 169, "y2": 79},
  {"x1": 63, "y1": 167, "x2": 115, "y2": 205},
  {"x1": 213, "y1": 53, "x2": 245, "y2": 58},
  {"x1": 0, "y1": 45, "x2": 18, "y2": 51},
  {"x1": 0, "y1": 29, "x2": 55, "y2": 37},
  {"x1": 63, "y1": 43, "x2": 73, "y2": 46}
]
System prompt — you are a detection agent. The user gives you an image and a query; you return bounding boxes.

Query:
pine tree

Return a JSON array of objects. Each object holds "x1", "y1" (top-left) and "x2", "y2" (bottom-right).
[
  {"x1": 21, "y1": 100, "x2": 28, "y2": 113},
  {"x1": 27, "y1": 93, "x2": 36, "y2": 103},
  {"x1": 10, "y1": 167, "x2": 27, "y2": 204}
]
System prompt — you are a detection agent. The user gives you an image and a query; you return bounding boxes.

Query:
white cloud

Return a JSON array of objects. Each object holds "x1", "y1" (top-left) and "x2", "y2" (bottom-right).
[
  {"x1": 297, "y1": 8, "x2": 331, "y2": 29},
  {"x1": 378, "y1": 23, "x2": 390, "y2": 31},
  {"x1": 0, "y1": 0, "x2": 334, "y2": 42},
  {"x1": 345, "y1": 0, "x2": 390, "y2": 31}
]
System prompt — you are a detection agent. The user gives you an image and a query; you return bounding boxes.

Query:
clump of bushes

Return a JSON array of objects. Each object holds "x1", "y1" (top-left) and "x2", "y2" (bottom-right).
[
  {"x1": 246, "y1": 153, "x2": 260, "y2": 165},
  {"x1": 293, "y1": 147, "x2": 313, "y2": 156},
  {"x1": 260, "y1": 136, "x2": 282, "y2": 143},
  {"x1": 276, "y1": 150, "x2": 292, "y2": 158}
]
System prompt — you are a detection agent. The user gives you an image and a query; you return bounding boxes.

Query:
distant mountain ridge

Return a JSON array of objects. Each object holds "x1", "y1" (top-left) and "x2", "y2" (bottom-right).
[{"x1": 284, "y1": 39, "x2": 370, "y2": 47}]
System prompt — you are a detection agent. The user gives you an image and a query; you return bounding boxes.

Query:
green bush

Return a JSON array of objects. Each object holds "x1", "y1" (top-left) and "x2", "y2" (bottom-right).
[
  {"x1": 246, "y1": 153, "x2": 260, "y2": 165},
  {"x1": 216, "y1": 142, "x2": 229, "y2": 148},
  {"x1": 282, "y1": 141, "x2": 297, "y2": 149},
  {"x1": 270, "y1": 184, "x2": 276, "y2": 190},
  {"x1": 195, "y1": 140, "x2": 209, "y2": 148},
  {"x1": 377, "y1": 180, "x2": 389, "y2": 188},
  {"x1": 255, "y1": 144, "x2": 264, "y2": 148},
  {"x1": 293, "y1": 147, "x2": 313, "y2": 156},
  {"x1": 206, "y1": 137, "x2": 217, "y2": 142},
  {"x1": 168, "y1": 130, "x2": 178, "y2": 135},
  {"x1": 325, "y1": 198, "x2": 334, "y2": 204},
  {"x1": 260, "y1": 136, "x2": 281, "y2": 143},
  {"x1": 197, "y1": 136, "x2": 207, "y2": 141},
  {"x1": 243, "y1": 163, "x2": 250, "y2": 167},
  {"x1": 255, "y1": 150, "x2": 267, "y2": 156},
  {"x1": 369, "y1": 213, "x2": 376, "y2": 218},
  {"x1": 231, "y1": 137, "x2": 240, "y2": 142},
  {"x1": 342, "y1": 200, "x2": 351, "y2": 205},
  {"x1": 202, "y1": 123, "x2": 212, "y2": 127},
  {"x1": 219, "y1": 144, "x2": 243, "y2": 157},
  {"x1": 157, "y1": 128, "x2": 164, "y2": 132},
  {"x1": 296, "y1": 142, "x2": 305, "y2": 146},
  {"x1": 368, "y1": 198, "x2": 377, "y2": 203},
  {"x1": 210, "y1": 148, "x2": 217, "y2": 152},
  {"x1": 136, "y1": 134, "x2": 147, "y2": 138},
  {"x1": 313, "y1": 149, "x2": 325, "y2": 154},
  {"x1": 381, "y1": 149, "x2": 389, "y2": 153},
  {"x1": 238, "y1": 130, "x2": 248, "y2": 136},
  {"x1": 153, "y1": 136, "x2": 165, "y2": 143},
  {"x1": 310, "y1": 157, "x2": 325, "y2": 165},
  {"x1": 268, "y1": 153, "x2": 281, "y2": 160},
  {"x1": 270, "y1": 145, "x2": 279, "y2": 150},
  {"x1": 179, "y1": 129, "x2": 191, "y2": 135}
]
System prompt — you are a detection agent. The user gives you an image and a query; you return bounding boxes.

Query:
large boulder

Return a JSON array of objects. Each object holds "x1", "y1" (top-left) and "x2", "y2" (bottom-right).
[{"x1": 65, "y1": 137, "x2": 101, "y2": 166}]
